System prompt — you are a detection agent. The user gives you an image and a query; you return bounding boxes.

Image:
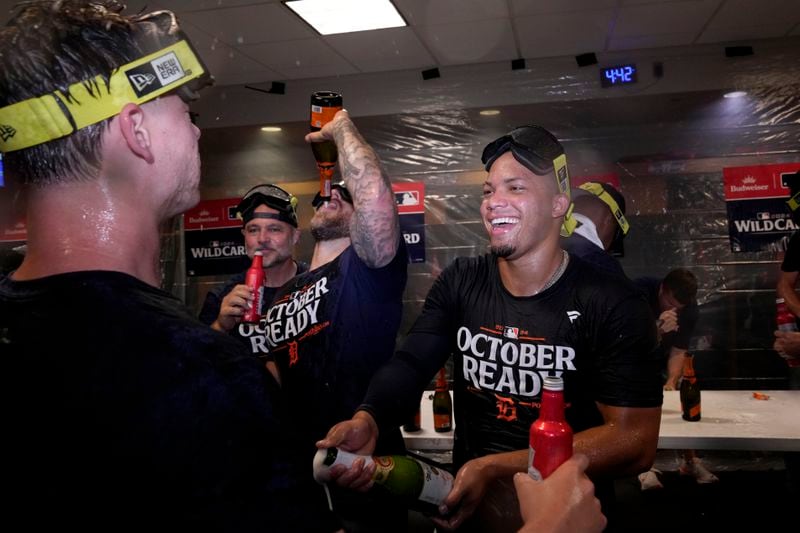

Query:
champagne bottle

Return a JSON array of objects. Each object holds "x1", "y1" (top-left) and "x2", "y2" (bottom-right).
[
  {"x1": 402, "y1": 397, "x2": 422, "y2": 433},
  {"x1": 313, "y1": 447, "x2": 453, "y2": 515},
  {"x1": 528, "y1": 375, "x2": 573, "y2": 480},
  {"x1": 680, "y1": 354, "x2": 701, "y2": 421},
  {"x1": 433, "y1": 368, "x2": 452, "y2": 432},
  {"x1": 309, "y1": 91, "x2": 342, "y2": 199},
  {"x1": 241, "y1": 251, "x2": 265, "y2": 323}
]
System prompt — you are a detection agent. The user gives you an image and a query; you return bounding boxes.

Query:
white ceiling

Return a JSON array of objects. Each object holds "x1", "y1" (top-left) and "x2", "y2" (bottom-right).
[{"x1": 2, "y1": 0, "x2": 798, "y2": 87}]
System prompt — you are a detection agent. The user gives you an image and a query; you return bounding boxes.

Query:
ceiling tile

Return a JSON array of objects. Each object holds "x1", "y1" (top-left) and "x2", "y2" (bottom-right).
[
  {"x1": 325, "y1": 27, "x2": 436, "y2": 72},
  {"x1": 416, "y1": 19, "x2": 517, "y2": 66},
  {"x1": 516, "y1": 10, "x2": 614, "y2": 58},
  {"x1": 394, "y1": 0, "x2": 509, "y2": 25},
  {"x1": 696, "y1": 24, "x2": 793, "y2": 43},
  {"x1": 238, "y1": 39, "x2": 359, "y2": 79},
  {"x1": 125, "y1": 0, "x2": 277, "y2": 14},
  {"x1": 181, "y1": 4, "x2": 313, "y2": 46},
  {"x1": 614, "y1": 0, "x2": 721, "y2": 37},
  {"x1": 706, "y1": 0, "x2": 800, "y2": 29},
  {"x1": 183, "y1": 22, "x2": 282, "y2": 86},
  {"x1": 510, "y1": 0, "x2": 617, "y2": 16},
  {"x1": 609, "y1": 32, "x2": 699, "y2": 51}
]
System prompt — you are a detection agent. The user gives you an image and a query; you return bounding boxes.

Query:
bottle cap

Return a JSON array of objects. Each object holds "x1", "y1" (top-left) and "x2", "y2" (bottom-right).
[
  {"x1": 254, "y1": 251, "x2": 263, "y2": 256},
  {"x1": 542, "y1": 375, "x2": 564, "y2": 391}
]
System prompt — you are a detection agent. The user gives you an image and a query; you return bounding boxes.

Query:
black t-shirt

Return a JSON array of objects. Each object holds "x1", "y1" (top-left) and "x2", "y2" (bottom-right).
[
  {"x1": 561, "y1": 233, "x2": 626, "y2": 277},
  {"x1": 198, "y1": 261, "x2": 308, "y2": 359},
  {"x1": 267, "y1": 245, "x2": 408, "y2": 454},
  {"x1": 362, "y1": 253, "x2": 662, "y2": 466},
  {"x1": 0, "y1": 271, "x2": 334, "y2": 532},
  {"x1": 782, "y1": 231, "x2": 800, "y2": 272}
]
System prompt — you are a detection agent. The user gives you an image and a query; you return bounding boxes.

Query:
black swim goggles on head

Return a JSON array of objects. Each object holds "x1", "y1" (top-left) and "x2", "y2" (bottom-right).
[
  {"x1": 481, "y1": 125, "x2": 565, "y2": 176},
  {"x1": 312, "y1": 183, "x2": 353, "y2": 210},
  {"x1": 236, "y1": 184, "x2": 298, "y2": 227}
]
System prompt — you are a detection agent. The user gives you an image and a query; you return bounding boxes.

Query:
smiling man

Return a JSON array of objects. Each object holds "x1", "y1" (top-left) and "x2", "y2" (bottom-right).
[{"x1": 319, "y1": 125, "x2": 664, "y2": 531}]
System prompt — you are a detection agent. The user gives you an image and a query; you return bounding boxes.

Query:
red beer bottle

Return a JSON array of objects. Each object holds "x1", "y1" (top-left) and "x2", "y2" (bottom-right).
[
  {"x1": 528, "y1": 375, "x2": 573, "y2": 480},
  {"x1": 776, "y1": 297, "x2": 798, "y2": 332},
  {"x1": 242, "y1": 251, "x2": 265, "y2": 323}
]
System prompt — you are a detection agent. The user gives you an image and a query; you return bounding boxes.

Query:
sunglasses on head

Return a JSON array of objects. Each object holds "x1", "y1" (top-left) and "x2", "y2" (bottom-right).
[
  {"x1": 481, "y1": 126, "x2": 564, "y2": 176},
  {"x1": 312, "y1": 184, "x2": 353, "y2": 209}
]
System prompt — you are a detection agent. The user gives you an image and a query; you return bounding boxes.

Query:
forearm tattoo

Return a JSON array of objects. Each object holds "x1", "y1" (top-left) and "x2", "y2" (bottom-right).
[{"x1": 332, "y1": 118, "x2": 400, "y2": 268}]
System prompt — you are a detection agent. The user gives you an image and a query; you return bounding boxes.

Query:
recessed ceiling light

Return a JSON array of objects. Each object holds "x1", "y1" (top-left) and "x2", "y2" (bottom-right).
[
  {"x1": 479, "y1": 109, "x2": 501, "y2": 116},
  {"x1": 723, "y1": 91, "x2": 747, "y2": 98},
  {"x1": 260, "y1": 126, "x2": 282, "y2": 132},
  {"x1": 284, "y1": 0, "x2": 406, "y2": 35}
]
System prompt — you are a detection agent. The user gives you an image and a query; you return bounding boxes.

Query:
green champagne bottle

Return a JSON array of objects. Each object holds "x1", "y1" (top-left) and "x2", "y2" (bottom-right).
[
  {"x1": 433, "y1": 368, "x2": 452, "y2": 432},
  {"x1": 313, "y1": 447, "x2": 453, "y2": 515}
]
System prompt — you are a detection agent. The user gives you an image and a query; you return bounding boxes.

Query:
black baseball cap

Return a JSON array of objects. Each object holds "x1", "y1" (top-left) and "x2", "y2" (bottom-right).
[{"x1": 236, "y1": 184, "x2": 298, "y2": 227}]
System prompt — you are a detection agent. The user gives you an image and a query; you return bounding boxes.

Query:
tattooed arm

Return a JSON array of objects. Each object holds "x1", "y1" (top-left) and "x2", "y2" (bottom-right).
[{"x1": 306, "y1": 110, "x2": 400, "y2": 268}]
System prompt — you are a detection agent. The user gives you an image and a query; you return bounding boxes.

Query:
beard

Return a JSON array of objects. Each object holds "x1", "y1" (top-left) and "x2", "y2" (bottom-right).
[
  {"x1": 490, "y1": 244, "x2": 515, "y2": 258},
  {"x1": 311, "y1": 211, "x2": 351, "y2": 242}
]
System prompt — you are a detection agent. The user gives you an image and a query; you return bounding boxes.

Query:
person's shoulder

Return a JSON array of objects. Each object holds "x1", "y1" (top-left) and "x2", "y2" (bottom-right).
[{"x1": 568, "y1": 256, "x2": 642, "y2": 298}]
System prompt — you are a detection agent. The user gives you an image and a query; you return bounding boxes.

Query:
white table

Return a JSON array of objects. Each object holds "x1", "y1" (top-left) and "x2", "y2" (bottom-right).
[
  {"x1": 658, "y1": 390, "x2": 800, "y2": 452},
  {"x1": 403, "y1": 390, "x2": 800, "y2": 452}
]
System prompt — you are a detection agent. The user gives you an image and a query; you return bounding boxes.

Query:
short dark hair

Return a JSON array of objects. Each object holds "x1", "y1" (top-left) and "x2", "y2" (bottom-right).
[
  {"x1": 0, "y1": 1, "x2": 141, "y2": 186},
  {"x1": 662, "y1": 268, "x2": 698, "y2": 306}
]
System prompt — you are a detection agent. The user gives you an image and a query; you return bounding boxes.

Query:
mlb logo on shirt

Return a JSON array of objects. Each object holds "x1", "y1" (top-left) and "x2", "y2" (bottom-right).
[{"x1": 503, "y1": 326, "x2": 519, "y2": 339}]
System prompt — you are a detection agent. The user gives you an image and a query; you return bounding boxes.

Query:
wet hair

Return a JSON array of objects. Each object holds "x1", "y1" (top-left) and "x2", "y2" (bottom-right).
[
  {"x1": 662, "y1": 268, "x2": 698, "y2": 306},
  {"x1": 0, "y1": 1, "x2": 141, "y2": 186}
]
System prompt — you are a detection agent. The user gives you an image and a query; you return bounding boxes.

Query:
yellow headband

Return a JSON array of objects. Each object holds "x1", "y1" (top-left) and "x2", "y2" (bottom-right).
[
  {"x1": 554, "y1": 154, "x2": 576, "y2": 237},
  {"x1": 578, "y1": 182, "x2": 630, "y2": 235},
  {"x1": 0, "y1": 40, "x2": 205, "y2": 153},
  {"x1": 787, "y1": 191, "x2": 800, "y2": 212}
]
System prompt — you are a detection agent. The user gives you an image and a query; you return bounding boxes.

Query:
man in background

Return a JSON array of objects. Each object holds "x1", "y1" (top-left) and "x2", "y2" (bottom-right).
[
  {"x1": 0, "y1": 2, "x2": 333, "y2": 530},
  {"x1": 562, "y1": 180, "x2": 629, "y2": 276},
  {"x1": 775, "y1": 170, "x2": 800, "y2": 388},
  {"x1": 636, "y1": 268, "x2": 718, "y2": 489},
  {"x1": 199, "y1": 183, "x2": 306, "y2": 379}
]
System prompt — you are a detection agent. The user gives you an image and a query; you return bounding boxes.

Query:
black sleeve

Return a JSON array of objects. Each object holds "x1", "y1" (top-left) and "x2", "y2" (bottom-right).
[
  {"x1": 672, "y1": 302, "x2": 699, "y2": 351},
  {"x1": 782, "y1": 231, "x2": 800, "y2": 272},
  {"x1": 198, "y1": 290, "x2": 222, "y2": 325},
  {"x1": 359, "y1": 332, "x2": 450, "y2": 430},
  {"x1": 359, "y1": 260, "x2": 460, "y2": 430}
]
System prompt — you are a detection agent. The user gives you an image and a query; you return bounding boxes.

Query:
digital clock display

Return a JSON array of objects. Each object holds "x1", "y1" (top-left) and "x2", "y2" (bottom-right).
[{"x1": 600, "y1": 64, "x2": 637, "y2": 87}]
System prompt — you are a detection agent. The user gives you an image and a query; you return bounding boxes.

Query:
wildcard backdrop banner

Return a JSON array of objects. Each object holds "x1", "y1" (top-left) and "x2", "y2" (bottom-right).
[
  {"x1": 183, "y1": 182, "x2": 426, "y2": 277},
  {"x1": 723, "y1": 163, "x2": 800, "y2": 253}
]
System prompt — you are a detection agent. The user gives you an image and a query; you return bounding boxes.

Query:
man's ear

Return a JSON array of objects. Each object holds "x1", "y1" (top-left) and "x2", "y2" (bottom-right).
[
  {"x1": 292, "y1": 228, "x2": 301, "y2": 246},
  {"x1": 552, "y1": 193, "x2": 570, "y2": 218},
  {"x1": 117, "y1": 103, "x2": 154, "y2": 164}
]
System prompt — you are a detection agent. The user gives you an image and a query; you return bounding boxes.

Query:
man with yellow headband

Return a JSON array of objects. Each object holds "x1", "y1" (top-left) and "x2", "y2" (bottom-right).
[
  {"x1": 563, "y1": 181, "x2": 629, "y2": 277},
  {"x1": 0, "y1": 2, "x2": 335, "y2": 530},
  {"x1": 318, "y1": 125, "x2": 663, "y2": 531}
]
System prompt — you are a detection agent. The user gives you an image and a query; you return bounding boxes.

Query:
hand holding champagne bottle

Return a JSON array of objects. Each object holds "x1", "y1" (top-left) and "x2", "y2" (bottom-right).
[
  {"x1": 314, "y1": 447, "x2": 453, "y2": 515},
  {"x1": 309, "y1": 91, "x2": 342, "y2": 200}
]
